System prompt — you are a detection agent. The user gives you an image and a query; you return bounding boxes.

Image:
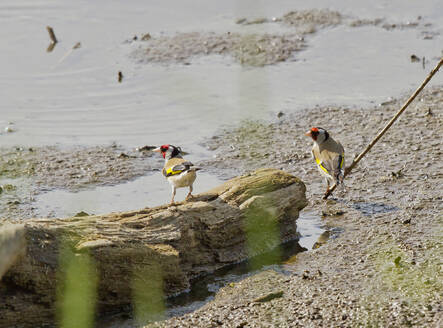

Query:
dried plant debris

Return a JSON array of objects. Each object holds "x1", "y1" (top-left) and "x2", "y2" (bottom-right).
[{"x1": 132, "y1": 32, "x2": 305, "y2": 66}]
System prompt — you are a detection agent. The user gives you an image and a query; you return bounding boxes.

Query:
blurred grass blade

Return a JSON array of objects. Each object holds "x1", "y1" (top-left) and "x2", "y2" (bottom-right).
[
  {"x1": 244, "y1": 199, "x2": 282, "y2": 270},
  {"x1": 132, "y1": 263, "x2": 165, "y2": 324},
  {"x1": 57, "y1": 245, "x2": 97, "y2": 328}
]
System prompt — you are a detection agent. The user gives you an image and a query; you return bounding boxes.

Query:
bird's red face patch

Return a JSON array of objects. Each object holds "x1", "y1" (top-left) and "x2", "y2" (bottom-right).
[
  {"x1": 305, "y1": 127, "x2": 319, "y2": 140},
  {"x1": 310, "y1": 127, "x2": 319, "y2": 140},
  {"x1": 160, "y1": 144, "x2": 169, "y2": 158}
]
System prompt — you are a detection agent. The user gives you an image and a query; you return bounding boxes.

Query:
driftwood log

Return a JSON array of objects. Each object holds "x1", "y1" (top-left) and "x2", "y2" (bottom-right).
[{"x1": 0, "y1": 168, "x2": 307, "y2": 327}]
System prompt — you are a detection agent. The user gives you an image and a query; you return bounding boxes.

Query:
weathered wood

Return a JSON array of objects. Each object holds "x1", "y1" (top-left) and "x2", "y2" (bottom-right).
[{"x1": 0, "y1": 168, "x2": 307, "y2": 327}]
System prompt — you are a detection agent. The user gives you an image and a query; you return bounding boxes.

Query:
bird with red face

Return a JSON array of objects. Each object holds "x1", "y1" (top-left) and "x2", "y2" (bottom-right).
[
  {"x1": 305, "y1": 127, "x2": 345, "y2": 197},
  {"x1": 153, "y1": 144, "x2": 200, "y2": 205}
]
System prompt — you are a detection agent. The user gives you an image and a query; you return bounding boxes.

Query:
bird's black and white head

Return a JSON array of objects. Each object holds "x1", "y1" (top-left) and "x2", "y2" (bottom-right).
[
  {"x1": 305, "y1": 127, "x2": 330, "y2": 144},
  {"x1": 153, "y1": 144, "x2": 183, "y2": 160}
]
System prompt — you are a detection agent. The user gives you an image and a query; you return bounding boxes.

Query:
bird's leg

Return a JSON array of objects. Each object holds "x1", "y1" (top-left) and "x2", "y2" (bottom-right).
[
  {"x1": 324, "y1": 178, "x2": 330, "y2": 196},
  {"x1": 170, "y1": 186, "x2": 176, "y2": 205},
  {"x1": 186, "y1": 185, "x2": 193, "y2": 200},
  {"x1": 338, "y1": 173, "x2": 344, "y2": 186}
]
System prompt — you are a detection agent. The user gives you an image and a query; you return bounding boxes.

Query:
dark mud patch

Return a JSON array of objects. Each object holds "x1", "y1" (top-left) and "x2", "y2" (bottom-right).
[
  {"x1": 347, "y1": 201, "x2": 399, "y2": 216},
  {"x1": 0, "y1": 145, "x2": 161, "y2": 219},
  {"x1": 151, "y1": 86, "x2": 443, "y2": 327},
  {"x1": 132, "y1": 32, "x2": 306, "y2": 66}
]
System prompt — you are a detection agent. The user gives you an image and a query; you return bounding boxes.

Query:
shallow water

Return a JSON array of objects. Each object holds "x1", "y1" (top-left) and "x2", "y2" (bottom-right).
[
  {"x1": 35, "y1": 171, "x2": 223, "y2": 217},
  {"x1": 1, "y1": 0, "x2": 442, "y2": 151}
]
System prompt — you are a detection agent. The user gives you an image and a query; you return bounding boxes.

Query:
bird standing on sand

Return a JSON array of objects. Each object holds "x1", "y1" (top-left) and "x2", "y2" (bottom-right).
[
  {"x1": 153, "y1": 144, "x2": 200, "y2": 204},
  {"x1": 305, "y1": 127, "x2": 345, "y2": 198}
]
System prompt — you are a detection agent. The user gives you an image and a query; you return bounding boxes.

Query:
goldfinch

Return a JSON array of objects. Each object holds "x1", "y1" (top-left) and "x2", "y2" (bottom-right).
[
  {"x1": 305, "y1": 127, "x2": 345, "y2": 197},
  {"x1": 153, "y1": 144, "x2": 200, "y2": 204}
]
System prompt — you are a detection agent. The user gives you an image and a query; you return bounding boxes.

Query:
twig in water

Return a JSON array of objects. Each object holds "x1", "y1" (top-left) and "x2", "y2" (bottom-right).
[
  {"x1": 324, "y1": 57, "x2": 443, "y2": 199},
  {"x1": 46, "y1": 26, "x2": 58, "y2": 52},
  {"x1": 55, "y1": 42, "x2": 82, "y2": 66},
  {"x1": 46, "y1": 26, "x2": 58, "y2": 43}
]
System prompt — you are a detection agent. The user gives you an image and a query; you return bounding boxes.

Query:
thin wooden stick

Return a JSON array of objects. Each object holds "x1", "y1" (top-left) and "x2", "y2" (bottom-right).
[{"x1": 324, "y1": 57, "x2": 443, "y2": 200}]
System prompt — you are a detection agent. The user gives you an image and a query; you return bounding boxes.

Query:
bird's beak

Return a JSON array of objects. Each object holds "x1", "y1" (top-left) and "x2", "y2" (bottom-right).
[
  {"x1": 152, "y1": 147, "x2": 161, "y2": 152},
  {"x1": 305, "y1": 130, "x2": 312, "y2": 137}
]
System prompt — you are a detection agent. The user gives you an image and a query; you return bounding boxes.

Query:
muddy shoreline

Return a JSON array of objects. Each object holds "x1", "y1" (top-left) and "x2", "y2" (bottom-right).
[
  {"x1": 0, "y1": 145, "x2": 162, "y2": 219},
  {"x1": 146, "y1": 86, "x2": 443, "y2": 327},
  {"x1": 1, "y1": 86, "x2": 441, "y2": 327}
]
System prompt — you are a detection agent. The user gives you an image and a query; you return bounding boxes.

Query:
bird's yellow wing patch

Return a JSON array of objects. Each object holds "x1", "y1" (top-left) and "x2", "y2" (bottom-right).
[
  {"x1": 315, "y1": 158, "x2": 330, "y2": 174},
  {"x1": 165, "y1": 167, "x2": 183, "y2": 176}
]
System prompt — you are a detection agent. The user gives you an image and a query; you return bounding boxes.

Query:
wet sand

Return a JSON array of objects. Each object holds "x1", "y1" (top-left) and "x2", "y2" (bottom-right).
[{"x1": 147, "y1": 86, "x2": 443, "y2": 327}]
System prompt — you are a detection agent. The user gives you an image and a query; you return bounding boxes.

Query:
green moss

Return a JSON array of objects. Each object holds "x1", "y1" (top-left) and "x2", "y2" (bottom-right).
[
  {"x1": 356, "y1": 233, "x2": 442, "y2": 326},
  {"x1": 373, "y1": 239, "x2": 442, "y2": 304}
]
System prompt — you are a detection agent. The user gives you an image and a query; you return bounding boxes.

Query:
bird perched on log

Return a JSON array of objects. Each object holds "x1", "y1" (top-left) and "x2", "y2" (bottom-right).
[
  {"x1": 153, "y1": 144, "x2": 200, "y2": 204},
  {"x1": 305, "y1": 127, "x2": 345, "y2": 198}
]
